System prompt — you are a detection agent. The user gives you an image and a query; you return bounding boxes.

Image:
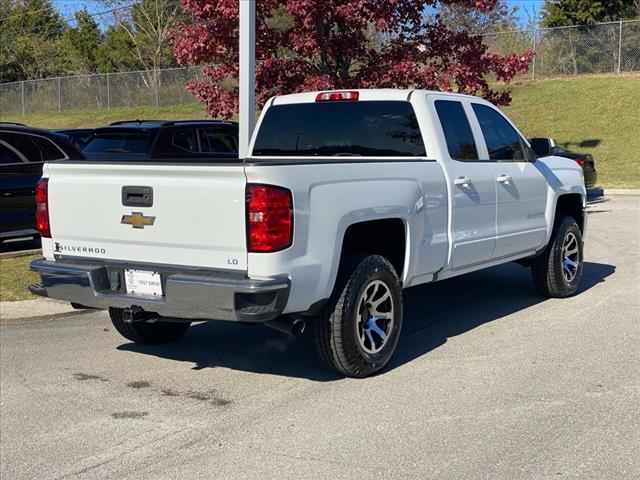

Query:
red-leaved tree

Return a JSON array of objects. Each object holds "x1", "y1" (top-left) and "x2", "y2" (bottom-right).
[{"x1": 174, "y1": 0, "x2": 532, "y2": 118}]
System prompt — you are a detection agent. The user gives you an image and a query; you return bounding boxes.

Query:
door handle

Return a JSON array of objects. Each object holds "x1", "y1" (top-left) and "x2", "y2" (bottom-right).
[
  {"x1": 496, "y1": 174, "x2": 512, "y2": 184},
  {"x1": 454, "y1": 176, "x2": 472, "y2": 187}
]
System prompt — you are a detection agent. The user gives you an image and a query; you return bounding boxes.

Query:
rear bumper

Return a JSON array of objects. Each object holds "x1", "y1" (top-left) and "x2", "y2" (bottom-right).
[{"x1": 30, "y1": 259, "x2": 289, "y2": 322}]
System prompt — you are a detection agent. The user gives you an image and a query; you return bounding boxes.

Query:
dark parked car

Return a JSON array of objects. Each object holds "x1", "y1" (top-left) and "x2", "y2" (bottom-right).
[
  {"x1": 530, "y1": 137, "x2": 598, "y2": 190},
  {"x1": 0, "y1": 125, "x2": 84, "y2": 242},
  {"x1": 54, "y1": 128, "x2": 95, "y2": 150},
  {"x1": 82, "y1": 120, "x2": 239, "y2": 161}
]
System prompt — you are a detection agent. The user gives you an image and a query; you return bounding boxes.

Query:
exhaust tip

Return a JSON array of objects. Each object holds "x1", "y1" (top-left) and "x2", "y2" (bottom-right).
[{"x1": 265, "y1": 317, "x2": 306, "y2": 337}]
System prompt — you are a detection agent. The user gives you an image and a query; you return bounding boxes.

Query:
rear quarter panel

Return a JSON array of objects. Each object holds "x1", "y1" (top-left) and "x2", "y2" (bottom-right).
[{"x1": 245, "y1": 161, "x2": 448, "y2": 314}]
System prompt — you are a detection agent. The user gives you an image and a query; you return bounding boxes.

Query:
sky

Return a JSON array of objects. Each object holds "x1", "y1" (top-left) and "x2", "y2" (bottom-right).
[
  {"x1": 53, "y1": 0, "x2": 546, "y2": 29},
  {"x1": 506, "y1": 0, "x2": 546, "y2": 27}
]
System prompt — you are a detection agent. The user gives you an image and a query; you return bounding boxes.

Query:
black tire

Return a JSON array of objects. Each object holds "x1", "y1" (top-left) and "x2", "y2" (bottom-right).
[
  {"x1": 313, "y1": 255, "x2": 403, "y2": 378},
  {"x1": 531, "y1": 216, "x2": 584, "y2": 298},
  {"x1": 109, "y1": 308, "x2": 190, "y2": 345}
]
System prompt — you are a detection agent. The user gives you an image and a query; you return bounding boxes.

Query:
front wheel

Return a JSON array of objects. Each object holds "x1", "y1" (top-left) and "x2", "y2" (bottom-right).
[
  {"x1": 531, "y1": 216, "x2": 584, "y2": 298},
  {"x1": 314, "y1": 255, "x2": 403, "y2": 378},
  {"x1": 109, "y1": 308, "x2": 191, "y2": 345}
]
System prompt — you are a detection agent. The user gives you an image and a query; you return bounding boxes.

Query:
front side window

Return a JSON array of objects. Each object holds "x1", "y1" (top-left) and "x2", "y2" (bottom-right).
[
  {"x1": 472, "y1": 104, "x2": 526, "y2": 161},
  {"x1": 253, "y1": 101, "x2": 426, "y2": 157},
  {"x1": 434, "y1": 100, "x2": 478, "y2": 161}
]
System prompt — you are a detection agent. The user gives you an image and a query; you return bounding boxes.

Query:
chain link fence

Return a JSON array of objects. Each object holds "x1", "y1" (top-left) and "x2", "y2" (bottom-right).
[
  {"x1": 1, "y1": 20, "x2": 639, "y2": 117},
  {"x1": 0, "y1": 66, "x2": 204, "y2": 117},
  {"x1": 480, "y1": 19, "x2": 640, "y2": 79}
]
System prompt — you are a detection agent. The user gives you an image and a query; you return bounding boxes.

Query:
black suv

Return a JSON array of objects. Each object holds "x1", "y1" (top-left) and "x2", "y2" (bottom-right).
[
  {"x1": 82, "y1": 120, "x2": 239, "y2": 161},
  {"x1": 0, "y1": 125, "x2": 84, "y2": 242}
]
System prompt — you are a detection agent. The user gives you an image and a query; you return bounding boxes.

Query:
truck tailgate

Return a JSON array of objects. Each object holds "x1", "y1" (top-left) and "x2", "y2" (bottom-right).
[{"x1": 45, "y1": 162, "x2": 247, "y2": 270}]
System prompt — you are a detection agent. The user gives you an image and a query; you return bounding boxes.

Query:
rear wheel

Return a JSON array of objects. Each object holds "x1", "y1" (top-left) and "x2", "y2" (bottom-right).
[
  {"x1": 109, "y1": 308, "x2": 190, "y2": 345},
  {"x1": 531, "y1": 216, "x2": 584, "y2": 298},
  {"x1": 314, "y1": 255, "x2": 403, "y2": 378}
]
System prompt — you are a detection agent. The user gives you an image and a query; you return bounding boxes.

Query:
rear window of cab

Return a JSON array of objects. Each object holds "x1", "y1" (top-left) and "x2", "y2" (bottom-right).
[{"x1": 252, "y1": 100, "x2": 426, "y2": 157}]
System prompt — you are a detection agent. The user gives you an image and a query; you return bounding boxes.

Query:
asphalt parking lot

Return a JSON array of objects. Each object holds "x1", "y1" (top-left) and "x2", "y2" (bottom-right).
[{"x1": 1, "y1": 196, "x2": 638, "y2": 480}]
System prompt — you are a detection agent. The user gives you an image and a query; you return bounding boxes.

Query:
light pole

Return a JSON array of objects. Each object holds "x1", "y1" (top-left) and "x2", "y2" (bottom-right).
[{"x1": 239, "y1": 0, "x2": 256, "y2": 159}]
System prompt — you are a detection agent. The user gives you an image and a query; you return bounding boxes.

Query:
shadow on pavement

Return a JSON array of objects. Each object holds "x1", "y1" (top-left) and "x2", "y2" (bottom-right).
[{"x1": 118, "y1": 261, "x2": 615, "y2": 381}]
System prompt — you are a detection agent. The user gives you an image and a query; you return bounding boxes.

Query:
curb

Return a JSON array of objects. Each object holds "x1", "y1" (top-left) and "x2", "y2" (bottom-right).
[
  {"x1": 0, "y1": 248, "x2": 41, "y2": 259},
  {"x1": 605, "y1": 189, "x2": 640, "y2": 196}
]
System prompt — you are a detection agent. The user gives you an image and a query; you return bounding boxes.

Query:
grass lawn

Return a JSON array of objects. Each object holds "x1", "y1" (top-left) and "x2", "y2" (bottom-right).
[
  {"x1": 503, "y1": 75, "x2": 640, "y2": 188},
  {"x1": 0, "y1": 254, "x2": 40, "y2": 302},
  {"x1": 0, "y1": 103, "x2": 209, "y2": 129},
  {"x1": 1, "y1": 74, "x2": 638, "y2": 187}
]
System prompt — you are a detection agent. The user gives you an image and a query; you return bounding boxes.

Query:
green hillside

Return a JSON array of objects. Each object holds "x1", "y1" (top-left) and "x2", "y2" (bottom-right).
[
  {"x1": 503, "y1": 75, "x2": 640, "y2": 188},
  {"x1": 2, "y1": 74, "x2": 638, "y2": 187}
]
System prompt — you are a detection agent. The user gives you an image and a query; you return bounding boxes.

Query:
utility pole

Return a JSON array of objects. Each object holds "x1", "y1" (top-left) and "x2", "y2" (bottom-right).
[{"x1": 239, "y1": 0, "x2": 256, "y2": 159}]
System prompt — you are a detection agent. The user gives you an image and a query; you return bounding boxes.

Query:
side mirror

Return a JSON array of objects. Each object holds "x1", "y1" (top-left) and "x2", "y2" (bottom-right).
[{"x1": 529, "y1": 137, "x2": 553, "y2": 157}]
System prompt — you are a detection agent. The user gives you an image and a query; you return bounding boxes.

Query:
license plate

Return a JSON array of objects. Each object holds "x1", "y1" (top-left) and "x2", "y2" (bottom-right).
[{"x1": 124, "y1": 269, "x2": 163, "y2": 297}]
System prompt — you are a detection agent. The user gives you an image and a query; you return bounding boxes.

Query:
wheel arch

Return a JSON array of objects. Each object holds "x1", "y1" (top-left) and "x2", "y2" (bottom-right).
[
  {"x1": 329, "y1": 218, "x2": 409, "y2": 298},
  {"x1": 553, "y1": 193, "x2": 585, "y2": 232}
]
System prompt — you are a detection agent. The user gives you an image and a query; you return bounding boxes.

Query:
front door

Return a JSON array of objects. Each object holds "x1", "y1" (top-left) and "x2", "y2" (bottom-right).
[{"x1": 470, "y1": 103, "x2": 548, "y2": 258}]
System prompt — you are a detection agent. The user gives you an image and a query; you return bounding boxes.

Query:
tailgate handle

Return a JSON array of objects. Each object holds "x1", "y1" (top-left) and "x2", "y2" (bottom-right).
[{"x1": 122, "y1": 186, "x2": 153, "y2": 207}]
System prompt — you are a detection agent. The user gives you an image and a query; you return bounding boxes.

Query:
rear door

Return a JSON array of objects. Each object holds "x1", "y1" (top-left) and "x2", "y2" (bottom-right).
[
  {"x1": 431, "y1": 98, "x2": 497, "y2": 270},
  {"x1": 470, "y1": 103, "x2": 547, "y2": 258},
  {"x1": 46, "y1": 162, "x2": 248, "y2": 270}
]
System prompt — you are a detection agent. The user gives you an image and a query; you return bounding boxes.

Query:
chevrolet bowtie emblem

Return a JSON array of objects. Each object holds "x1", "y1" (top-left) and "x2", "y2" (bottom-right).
[{"x1": 121, "y1": 212, "x2": 156, "y2": 229}]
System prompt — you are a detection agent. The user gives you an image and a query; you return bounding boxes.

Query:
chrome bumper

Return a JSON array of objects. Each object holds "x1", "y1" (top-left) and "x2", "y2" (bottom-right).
[{"x1": 30, "y1": 259, "x2": 289, "y2": 322}]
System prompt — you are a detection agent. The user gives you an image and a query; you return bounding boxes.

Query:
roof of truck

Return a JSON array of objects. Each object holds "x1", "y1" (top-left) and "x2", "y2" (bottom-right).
[{"x1": 271, "y1": 89, "x2": 480, "y2": 105}]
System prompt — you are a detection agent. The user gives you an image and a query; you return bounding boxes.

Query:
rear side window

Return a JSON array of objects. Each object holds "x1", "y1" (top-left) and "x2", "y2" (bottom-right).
[
  {"x1": 0, "y1": 143, "x2": 24, "y2": 164},
  {"x1": 170, "y1": 129, "x2": 198, "y2": 153},
  {"x1": 199, "y1": 126, "x2": 238, "y2": 154},
  {"x1": 472, "y1": 104, "x2": 525, "y2": 161},
  {"x1": 253, "y1": 101, "x2": 426, "y2": 157},
  {"x1": 30, "y1": 136, "x2": 66, "y2": 161},
  {"x1": 84, "y1": 132, "x2": 153, "y2": 154},
  {"x1": 434, "y1": 100, "x2": 478, "y2": 161},
  {"x1": 0, "y1": 132, "x2": 57, "y2": 162}
]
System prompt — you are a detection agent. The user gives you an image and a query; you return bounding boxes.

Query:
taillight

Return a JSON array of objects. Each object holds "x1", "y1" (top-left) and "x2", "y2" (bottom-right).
[
  {"x1": 246, "y1": 184, "x2": 293, "y2": 253},
  {"x1": 575, "y1": 158, "x2": 586, "y2": 167},
  {"x1": 315, "y1": 91, "x2": 359, "y2": 102},
  {"x1": 35, "y1": 178, "x2": 51, "y2": 238}
]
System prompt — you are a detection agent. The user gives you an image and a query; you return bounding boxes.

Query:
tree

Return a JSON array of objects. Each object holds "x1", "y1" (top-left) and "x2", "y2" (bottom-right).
[
  {"x1": 59, "y1": 10, "x2": 102, "y2": 74},
  {"x1": 542, "y1": 0, "x2": 637, "y2": 27},
  {"x1": 98, "y1": 0, "x2": 185, "y2": 72},
  {"x1": 436, "y1": 0, "x2": 519, "y2": 35},
  {"x1": 173, "y1": 0, "x2": 532, "y2": 119},
  {"x1": 96, "y1": 25, "x2": 143, "y2": 73},
  {"x1": 0, "y1": 0, "x2": 66, "y2": 82}
]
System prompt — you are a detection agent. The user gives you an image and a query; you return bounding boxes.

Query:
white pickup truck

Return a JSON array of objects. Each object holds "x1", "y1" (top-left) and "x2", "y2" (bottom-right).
[{"x1": 31, "y1": 89, "x2": 586, "y2": 377}]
